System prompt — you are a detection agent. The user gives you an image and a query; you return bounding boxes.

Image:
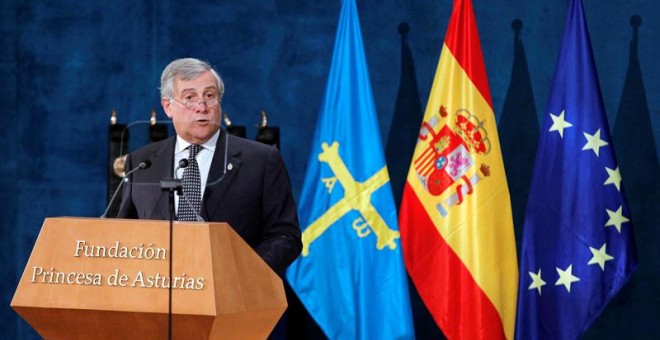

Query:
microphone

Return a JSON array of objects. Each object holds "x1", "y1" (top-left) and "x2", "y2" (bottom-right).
[
  {"x1": 176, "y1": 158, "x2": 189, "y2": 172},
  {"x1": 101, "y1": 159, "x2": 152, "y2": 218},
  {"x1": 176, "y1": 159, "x2": 204, "y2": 222}
]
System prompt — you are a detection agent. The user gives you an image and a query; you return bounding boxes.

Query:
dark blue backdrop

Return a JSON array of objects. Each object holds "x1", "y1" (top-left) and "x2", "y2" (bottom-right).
[{"x1": 2, "y1": 0, "x2": 658, "y2": 339}]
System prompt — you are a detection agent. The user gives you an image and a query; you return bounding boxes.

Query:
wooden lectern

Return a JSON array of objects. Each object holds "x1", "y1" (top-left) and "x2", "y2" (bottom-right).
[{"x1": 11, "y1": 217, "x2": 287, "y2": 340}]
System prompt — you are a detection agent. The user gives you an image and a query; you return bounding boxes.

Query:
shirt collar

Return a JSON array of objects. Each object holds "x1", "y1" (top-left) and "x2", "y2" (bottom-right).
[{"x1": 175, "y1": 130, "x2": 220, "y2": 155}]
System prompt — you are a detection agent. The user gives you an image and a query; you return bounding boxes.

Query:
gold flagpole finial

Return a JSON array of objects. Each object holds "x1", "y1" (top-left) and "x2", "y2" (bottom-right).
[
  {"x1": 223, "y1": 111, "x2": 233, "y2": 127},
  {"x1": 110, "y1": 109, "x2": 117, "y2": 125},
  {"x1": 258, "y1": 110, "x2": 268, "y2": 128},
  {"x1": 150, "y1": 109, "x2": 157, "y2": 126}
]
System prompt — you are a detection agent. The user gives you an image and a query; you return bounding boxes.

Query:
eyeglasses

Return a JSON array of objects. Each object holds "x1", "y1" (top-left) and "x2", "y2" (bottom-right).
[{"x1": 170, "y1": 95, "x2": 220, "y2": 110}]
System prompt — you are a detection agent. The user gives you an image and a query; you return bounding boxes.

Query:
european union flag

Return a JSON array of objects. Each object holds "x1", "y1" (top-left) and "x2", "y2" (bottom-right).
[
  {"x1": 285, "y1": 0, "x2": 414, "y2": 339},
  {"x1": 515, "y1": 0, "x2": 638, "y2": 339}
]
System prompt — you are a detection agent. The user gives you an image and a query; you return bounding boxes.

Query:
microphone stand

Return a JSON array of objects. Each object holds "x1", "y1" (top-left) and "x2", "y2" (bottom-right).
[
  {"x1": 160, "y1": 178, "x2": 182, "y2": 340},
  {"x1": 101, "y1": 160, "x2": 152, "y2": 218}
]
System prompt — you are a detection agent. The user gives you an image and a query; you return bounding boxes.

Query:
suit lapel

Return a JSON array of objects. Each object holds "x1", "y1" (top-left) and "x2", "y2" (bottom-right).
[
  {"x1": 201, "y1": 130, "x2": 242, "y2": 221},
  {"x1": 148, "y1": 137, "x2": 176, "y2": 220}
]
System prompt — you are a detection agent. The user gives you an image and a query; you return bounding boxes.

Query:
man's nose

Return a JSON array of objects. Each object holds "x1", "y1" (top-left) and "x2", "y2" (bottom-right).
[{"x1": 194, "y1": 101, "x2": 208, "y2": 113}]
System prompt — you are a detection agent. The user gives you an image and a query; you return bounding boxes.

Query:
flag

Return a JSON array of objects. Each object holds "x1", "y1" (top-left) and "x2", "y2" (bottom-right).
[
  {"x1": 515, "y1": 0, "x2": 638, "y2": 339},
  {"x1": 285, "y1": 0, "x2": 414, "y2": 339},
  {"x1": 398, "y1": 0, "x2": 518, "y2": 339}
]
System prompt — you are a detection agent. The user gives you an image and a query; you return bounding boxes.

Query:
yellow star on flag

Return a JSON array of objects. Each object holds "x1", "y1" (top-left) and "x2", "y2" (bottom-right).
[
  {"x1": 605, "y1": 205, "x2": 630, "y2": 233},
  {"x1": 549, "y1": 110, "x2": 573, "y2": 138},
  {"x1": 555, "y1": 265, "x2": 580, "y2": 292},
  {"x1": 604, "y1": 166, "x2": 622, "y2": 191},
  {"x1": 528, "y1": 269, "x2": 547, "y2": 295},
  {"x1": 582, "y1": 129, "x2": 609, "y2": 157},
  {"x1": 588, "y1": 243, "x2": 614, "y2": 271}
]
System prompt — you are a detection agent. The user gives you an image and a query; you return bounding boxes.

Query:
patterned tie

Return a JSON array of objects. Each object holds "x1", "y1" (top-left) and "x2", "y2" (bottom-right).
[{"x1": 178, "y1": 144, "x2": 202, "y2": 221}]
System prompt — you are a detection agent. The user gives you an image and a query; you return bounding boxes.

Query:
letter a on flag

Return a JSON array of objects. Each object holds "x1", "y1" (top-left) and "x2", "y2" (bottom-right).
[
  {"x1": 399, "y1": 0, "x2": 518, "y2": 339},
  {"x1": 515, "y1": 0, "x2": 638, "y2": 339},
  {"x1": 286, "y1": 0, "x2": 415, "y2": 339}
]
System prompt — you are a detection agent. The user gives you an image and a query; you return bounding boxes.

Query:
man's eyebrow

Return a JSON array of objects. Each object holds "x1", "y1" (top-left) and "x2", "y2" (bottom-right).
[
  {"x1": 179, "y1": 85, "x2": 217, "y2": 93},
  {"x1": 179, "y1": 87, "x2": 197, "y2": 94}
]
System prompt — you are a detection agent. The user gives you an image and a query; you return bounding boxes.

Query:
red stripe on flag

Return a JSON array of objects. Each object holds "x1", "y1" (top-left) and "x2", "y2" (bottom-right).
[
  {"x1": 400, "y1": 183, "x2": 506, "y2": 339},
  {"x1": 444, "y1": 0, "x2": 493, "y2": 108}
]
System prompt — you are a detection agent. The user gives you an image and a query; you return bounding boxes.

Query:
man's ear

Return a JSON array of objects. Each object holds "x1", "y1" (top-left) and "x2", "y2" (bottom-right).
[{"x1": 162, "y1": 97, "x2": 173, "y2": 118}]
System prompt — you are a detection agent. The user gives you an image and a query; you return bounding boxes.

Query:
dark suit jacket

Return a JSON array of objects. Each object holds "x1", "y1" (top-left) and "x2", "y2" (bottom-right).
[{"x1": 117, "y1": 129, "x2": 302, "y2": 275}]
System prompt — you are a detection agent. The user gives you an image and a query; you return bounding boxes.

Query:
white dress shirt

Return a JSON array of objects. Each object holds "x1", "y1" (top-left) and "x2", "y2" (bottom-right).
[{"x1": 172, "y1": 130, "x2": 219, "y2": 215}]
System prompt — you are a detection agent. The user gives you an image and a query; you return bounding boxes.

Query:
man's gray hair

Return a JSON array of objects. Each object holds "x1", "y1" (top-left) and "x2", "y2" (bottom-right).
[{"x1": 160, "y1": 58, "x2": 224, "y2": 99}]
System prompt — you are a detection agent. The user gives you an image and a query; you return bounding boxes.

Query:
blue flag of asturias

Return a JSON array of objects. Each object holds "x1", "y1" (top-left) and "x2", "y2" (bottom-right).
[
  {"x1": 515, "y1": 0, "x2": 638, "y2": 339},
  {"x1": 285, "y1": 0, "x2": 414, "y2": 339}
]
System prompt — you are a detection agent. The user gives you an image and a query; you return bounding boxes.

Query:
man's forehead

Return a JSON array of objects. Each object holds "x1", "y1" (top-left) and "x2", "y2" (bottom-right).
[{"x1": 174, "y1": 72, "x2": 218, "y2": 93}]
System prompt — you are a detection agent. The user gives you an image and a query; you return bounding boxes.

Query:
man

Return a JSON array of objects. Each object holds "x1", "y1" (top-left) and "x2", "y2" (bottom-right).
[{"x1": 117, "y1": 58, "x2": 301, "y2": 275}]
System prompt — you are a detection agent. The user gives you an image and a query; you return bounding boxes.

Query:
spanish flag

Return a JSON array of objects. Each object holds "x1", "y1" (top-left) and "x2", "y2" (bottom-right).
[{"x1": 399, "y1": 0, "x2": 518, "y2": 339}]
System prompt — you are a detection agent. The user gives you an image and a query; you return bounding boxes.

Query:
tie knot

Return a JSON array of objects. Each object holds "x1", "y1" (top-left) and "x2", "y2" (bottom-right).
[{"x1": 188, "y1": 144, "x2": 202, "y2": 159}]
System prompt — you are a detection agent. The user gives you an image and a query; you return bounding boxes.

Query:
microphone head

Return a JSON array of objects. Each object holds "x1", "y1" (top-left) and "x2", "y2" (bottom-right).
[
  {"x1": 139, "y1": 160, "x2": 152, "y2": 169},
  {"x1": 179, "y1": 158, "x2": 189, "y2": 168}
]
